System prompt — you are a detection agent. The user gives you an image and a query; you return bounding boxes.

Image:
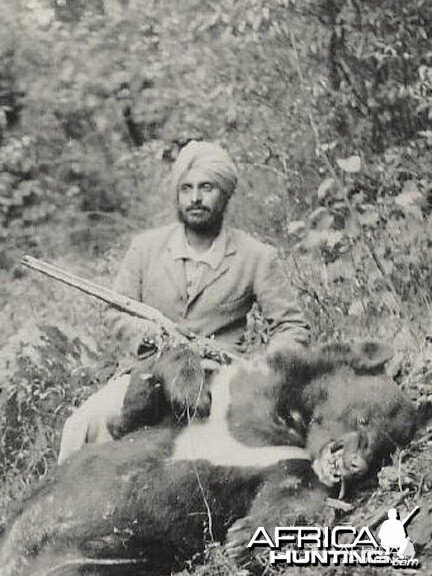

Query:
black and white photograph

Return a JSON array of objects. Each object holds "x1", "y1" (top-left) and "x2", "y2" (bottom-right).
[{"x1": 0, "y1": 1, "x2": 431, "y2": 575}]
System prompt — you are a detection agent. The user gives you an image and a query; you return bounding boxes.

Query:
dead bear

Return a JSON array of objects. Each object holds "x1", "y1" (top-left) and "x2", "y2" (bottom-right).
[{"x1": 0, "y1": 341, "x2": 416, "y2": 576}]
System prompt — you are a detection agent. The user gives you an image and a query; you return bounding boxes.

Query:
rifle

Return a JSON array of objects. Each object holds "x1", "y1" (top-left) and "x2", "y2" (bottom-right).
[
  {"x1": 21, "y1": 255, "x2": 237, "y2": 363},
  {"x1": 402, "y1": 506, "x2": 420, "y2": 528}
]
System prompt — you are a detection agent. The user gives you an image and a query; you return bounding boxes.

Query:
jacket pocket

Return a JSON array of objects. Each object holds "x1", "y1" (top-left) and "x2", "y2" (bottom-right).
[{"x1": 217, "y1": 292, "x2": 251, "y2": 312}]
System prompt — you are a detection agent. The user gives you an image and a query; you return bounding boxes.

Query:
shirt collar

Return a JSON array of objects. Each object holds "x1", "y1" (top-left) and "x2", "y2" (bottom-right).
[{"x1": 169, "y1": 223, "x2": 227, "y2": 270}]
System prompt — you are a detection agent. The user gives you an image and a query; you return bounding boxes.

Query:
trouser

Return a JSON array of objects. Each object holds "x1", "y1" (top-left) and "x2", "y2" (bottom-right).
[{"x1": 58, "y1": 352, "x2": 159, "y2": 465}]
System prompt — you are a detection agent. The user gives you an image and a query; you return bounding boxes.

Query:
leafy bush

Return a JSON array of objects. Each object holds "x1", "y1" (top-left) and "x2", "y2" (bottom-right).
[{"x1": 0, "y1": 325, "x2": 99, "y2": 523}]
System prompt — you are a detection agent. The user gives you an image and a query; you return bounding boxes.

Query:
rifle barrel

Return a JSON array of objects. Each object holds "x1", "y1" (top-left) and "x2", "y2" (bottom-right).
[
  {"x1": 402, "y1": 506, "x2": 420, "y2": 527},
  {"x1": 21, "y1": 255, "x2": 237, "y2": 362}
]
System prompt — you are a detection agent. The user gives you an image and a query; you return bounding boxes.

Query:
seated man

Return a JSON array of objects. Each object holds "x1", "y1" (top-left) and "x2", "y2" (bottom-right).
[{"x1": 58, "y1": 141, "x2": 310, "y2": 464}]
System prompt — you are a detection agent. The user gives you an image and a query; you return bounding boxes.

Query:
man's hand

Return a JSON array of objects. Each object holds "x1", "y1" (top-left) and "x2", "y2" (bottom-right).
[
  {"x1": 108, "y1": 312, "x2": 163, "y2": 356},
  {"x1": 200, "y1": 358, "x2": 221, "y2": 373},
  {"x1": 173, "y1": 322, "x2": 197, "y2": 340}
]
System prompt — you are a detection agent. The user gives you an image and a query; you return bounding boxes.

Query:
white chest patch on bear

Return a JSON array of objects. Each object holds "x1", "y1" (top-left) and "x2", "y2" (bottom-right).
[{"x1": 171, "y1": 363, "x2": 310, "y2": 468}]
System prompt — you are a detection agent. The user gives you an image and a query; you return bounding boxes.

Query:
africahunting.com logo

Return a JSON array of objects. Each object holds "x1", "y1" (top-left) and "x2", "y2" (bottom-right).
[{"x1": 247, "y1": 506, "x2": 420, "y2": 568}]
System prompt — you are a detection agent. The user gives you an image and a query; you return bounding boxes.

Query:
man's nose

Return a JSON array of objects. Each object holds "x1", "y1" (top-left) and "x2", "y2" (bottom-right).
[{"x1": 191, "y1": 187, "x2": 203, "y2": 203}]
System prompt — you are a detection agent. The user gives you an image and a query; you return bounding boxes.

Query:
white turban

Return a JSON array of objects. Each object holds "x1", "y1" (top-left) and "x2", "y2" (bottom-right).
[{"x1": 172, "y1": 141, "x2": 238, "y2": 197}]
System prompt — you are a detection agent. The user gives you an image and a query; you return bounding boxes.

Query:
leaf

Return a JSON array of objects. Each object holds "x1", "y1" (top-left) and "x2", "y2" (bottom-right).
[
  {"x1": 0, "y1": 109, "x2": 7, "y2": 130},
  {"x1": 358, "y1": 205, "x2": 380, "y2": 228},
  {"x1": 303, "y1": 230, "x2": 328, "y2": 249},
  {"x1": 317, "y1": 178, "x2": 334, "y2": 201},
  {"x1": 0, "y1": 196, "x2": 14, "y2": 207},
  {"x1": 326, "y1": 230, "x2": 344, "y2": 249},
  {"x1": 309, "y1": 207, "x2": 334, "y2": 230},
  {"x1": 395, "y1": 181, "x2": 422, "y2": 206},
  {"x1": 286, "y1": 220, "x2": 306, "y2": 236},
  {"x1": 34, "y1": 9, "x2": 53, "y2": 29},
  {"x1": 418, "y1": 130, "x2": 432, "y2": 139},
  {"x1": 319, "y1": 141, "x2": 337, "y2": 152},
  {"x1": 336, "y1": 155, "x2": 361, "y2": 173},
  {"x1": 400, "y1": 204, "x2": 424, "y2": 220},
  {"x1": 326, "y1": 260, "x2": 353, "y2": 283},
  {"x1": 351, "y1": 191, "x2": 365, "y2": 205},
  {"x1": 344, "y1": 215, "x2": 361, "y2": 239},
  {"x1": 20, "y1": 157, "x2": 35, "y2": 174},
  {"x1": 348, "y1": 300, "x2": 364, "y2": 317},
  {"x1": 303, "y1": 229, "x2": 343, "y2": 250}
]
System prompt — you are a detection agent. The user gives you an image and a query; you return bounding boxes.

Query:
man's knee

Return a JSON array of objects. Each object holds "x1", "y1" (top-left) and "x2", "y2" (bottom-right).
[
  {"x1": 58, "y1": 410, "x2": 90, "y2": 465},
  {"x1": 58, "y1": 374, "x2": 131, "y2": 465}
]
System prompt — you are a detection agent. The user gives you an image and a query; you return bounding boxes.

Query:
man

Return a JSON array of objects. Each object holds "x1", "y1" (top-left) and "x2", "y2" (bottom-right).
[
  {"x1": 114, "y1": 140, "x2": 309, "y2": 353},
  {"x1": 58, "y1": 141, "x2": 309, "y2": 464}
]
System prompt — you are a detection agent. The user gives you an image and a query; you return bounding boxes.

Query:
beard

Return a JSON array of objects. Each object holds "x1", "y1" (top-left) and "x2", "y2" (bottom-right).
[{"x1": 177, "y1": 201, "x2": 227, "y2": 235}]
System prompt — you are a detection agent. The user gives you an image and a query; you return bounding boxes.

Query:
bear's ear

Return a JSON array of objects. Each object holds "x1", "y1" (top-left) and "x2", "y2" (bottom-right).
[
  {"x1": 350, "y1": 340, "x2": 394, "y2": 374},
  {"x1": 348, "y1": 340, "x2": 394, "y2": 374},
  {"x1": 318, "y1": 340, "x2": 394, "y2": 374}
]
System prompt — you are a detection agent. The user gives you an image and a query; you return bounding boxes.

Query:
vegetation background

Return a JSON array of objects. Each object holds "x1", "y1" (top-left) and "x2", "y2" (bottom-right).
[{"x1": 0, "y1": 0, "x2": 431, "y2": 574}]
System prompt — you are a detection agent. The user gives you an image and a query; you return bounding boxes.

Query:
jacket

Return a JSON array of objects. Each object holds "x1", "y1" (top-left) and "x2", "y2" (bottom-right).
[{"x1": 114, "y1": 223, "x2": 309, "y2": 353}]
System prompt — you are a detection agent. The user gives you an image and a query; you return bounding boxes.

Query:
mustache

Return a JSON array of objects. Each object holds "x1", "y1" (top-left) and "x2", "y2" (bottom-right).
[{"x1": 186, "y1": 204, "x2": 210, "y2": 212}]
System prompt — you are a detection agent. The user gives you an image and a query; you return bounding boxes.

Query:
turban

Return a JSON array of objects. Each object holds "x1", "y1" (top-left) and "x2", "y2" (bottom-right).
[{"x1": 171, "y1": 141, "x2": 238, "y2": 197}]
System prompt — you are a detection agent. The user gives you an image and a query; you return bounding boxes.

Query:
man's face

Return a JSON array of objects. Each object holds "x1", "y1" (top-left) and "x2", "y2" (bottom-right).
[{"x1": 177, "y1": 167, "x2": 229, "y2": 233}]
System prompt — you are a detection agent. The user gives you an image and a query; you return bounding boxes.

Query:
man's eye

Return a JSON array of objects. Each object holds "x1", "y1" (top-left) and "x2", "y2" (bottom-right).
[
  {"x1": 179, "y1": 184, "x2": 192, "y2": 192},
  {"x1": 201, "y1": 183, "x2": 214, "y2": 192}
]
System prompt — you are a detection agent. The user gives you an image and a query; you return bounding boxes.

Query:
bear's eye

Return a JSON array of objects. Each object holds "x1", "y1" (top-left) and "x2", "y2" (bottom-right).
[{"x1": 312, "y1": 413, "x2": 323, "y2": 425}]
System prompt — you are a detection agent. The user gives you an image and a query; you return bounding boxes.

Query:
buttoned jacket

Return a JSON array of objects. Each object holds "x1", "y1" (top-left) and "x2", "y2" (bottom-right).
[{"x1": 114, "y1": 223, "x2": 309, "y2": 352}]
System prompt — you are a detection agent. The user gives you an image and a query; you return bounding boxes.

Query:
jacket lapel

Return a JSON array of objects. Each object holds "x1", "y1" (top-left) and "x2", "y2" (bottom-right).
[
  {"x1": 187, "y1": 262, "x2": 230, "y2": 307},
  {"x1": 164, "y1": 227, "x2": 188, "y2": 303},
  {"x1": 186, "y1": 229, "x2": 237, "y2": 308}
]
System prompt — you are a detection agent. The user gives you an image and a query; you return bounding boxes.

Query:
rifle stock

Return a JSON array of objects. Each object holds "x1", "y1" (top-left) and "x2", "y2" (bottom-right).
[{"x1": 21, "y1": 255, "x2": 237, "y2": 363}]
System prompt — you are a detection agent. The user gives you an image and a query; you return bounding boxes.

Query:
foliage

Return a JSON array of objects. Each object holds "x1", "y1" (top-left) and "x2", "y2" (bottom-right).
[
  {"x1": 0, "y1": 136, "x2": 58, "y2": 240},
  {"x1": 0, "y1": 0, "x2": 431, "y2": 571},
  {"x1": 0, "y1": 324, "x2": 112, "y2": 528},
  {"x1": 314, "y1": 0, "x2": 432, "y2": 151},
  {"x1": 284, "y1": 138, "x2": 431, "y2": 343}
]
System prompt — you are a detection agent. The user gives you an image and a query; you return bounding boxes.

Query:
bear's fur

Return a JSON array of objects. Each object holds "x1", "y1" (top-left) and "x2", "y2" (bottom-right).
[{"x1": 0, "y1": 342, "x2": 416, "y2": 576}]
